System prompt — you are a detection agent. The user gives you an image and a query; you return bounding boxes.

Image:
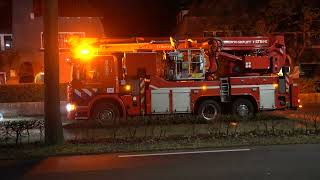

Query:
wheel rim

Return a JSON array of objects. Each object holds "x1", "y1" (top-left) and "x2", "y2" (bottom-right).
[
  {"x1": 97, "y1": 108, "x2": 115, "y2": 124},
  {"x1": 236, "y1": 104, "x2": 249, "y2": 117},
  {"x1": 201, "y1": 104, "x2": 218, "y2": 121}
]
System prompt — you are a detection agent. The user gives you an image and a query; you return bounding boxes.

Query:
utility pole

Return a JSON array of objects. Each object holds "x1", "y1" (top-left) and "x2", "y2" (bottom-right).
[{"x1": 44, "y1": 0, "x2": 64, "y2": 145}]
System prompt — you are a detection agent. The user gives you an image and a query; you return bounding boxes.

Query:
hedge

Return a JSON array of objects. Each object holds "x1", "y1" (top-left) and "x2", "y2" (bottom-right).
[
  {"x1": 298, "y1": 79, "x2": 318, "y2": 93},
  {"x1": 0, "y1": 83, "x2": 67, "y2": 103}
]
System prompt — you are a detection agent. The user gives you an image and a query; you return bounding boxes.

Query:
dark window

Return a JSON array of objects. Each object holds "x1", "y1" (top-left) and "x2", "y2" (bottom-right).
[{"x1": 203, "y1": 31, "x2": 215, "y2": 37}]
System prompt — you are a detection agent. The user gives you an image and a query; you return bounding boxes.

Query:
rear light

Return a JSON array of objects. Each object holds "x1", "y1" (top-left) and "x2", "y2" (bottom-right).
[
  {"x1": 132, "y1": 96, "x2": 137, "y2": 106},
  {"x1": 298, "y1": 99, "x2": 301, "y2": 103}
]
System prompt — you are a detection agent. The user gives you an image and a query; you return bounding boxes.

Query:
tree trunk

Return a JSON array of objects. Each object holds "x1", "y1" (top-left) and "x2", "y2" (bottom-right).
[
  {"x1": 44, "y1": 0, "x2": 64, "y2": 145},
  {"x1": 297, "y1": 31, "x2": 307, "y2": 65}
]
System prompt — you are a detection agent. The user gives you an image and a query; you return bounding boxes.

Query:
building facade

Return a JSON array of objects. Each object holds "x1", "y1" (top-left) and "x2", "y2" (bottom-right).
[{"x1": 9, "y1": 0, "x2": 105, "y2": 84}]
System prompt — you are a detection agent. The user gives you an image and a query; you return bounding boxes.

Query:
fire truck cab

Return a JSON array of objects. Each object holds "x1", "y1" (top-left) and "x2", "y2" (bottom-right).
[{"x1": 66, "y1": 36, "x2": 299, "y2": 124}]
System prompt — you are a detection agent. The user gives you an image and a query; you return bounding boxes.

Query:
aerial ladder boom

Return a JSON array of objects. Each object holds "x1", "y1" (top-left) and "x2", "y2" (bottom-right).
[
  {"x1": 68, "y1": 36, "x2": 287, "y2": 76},
  {"x1": 68, "y1": 37, "x2": 195, "y2": 55}
]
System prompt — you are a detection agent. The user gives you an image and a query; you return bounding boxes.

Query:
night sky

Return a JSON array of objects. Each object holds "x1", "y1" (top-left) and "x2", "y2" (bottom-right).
[
  {"x1": 0, "y1": 0, "x2": 184, "y2": 36},
  {"x1": 93, "y1": 0, "x2": 182, "y2": 36},
  {"x1": 0, "y1": 0, "x2": 11, "y2": 33},
  {"x1": 1, "y1": 0, "x2": 320, "y2": 36}
]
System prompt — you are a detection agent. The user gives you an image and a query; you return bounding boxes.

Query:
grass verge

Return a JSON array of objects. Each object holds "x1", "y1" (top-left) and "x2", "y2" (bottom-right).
[{"x1": 1, "y1": 135, "x2": 320, "y2": 160}]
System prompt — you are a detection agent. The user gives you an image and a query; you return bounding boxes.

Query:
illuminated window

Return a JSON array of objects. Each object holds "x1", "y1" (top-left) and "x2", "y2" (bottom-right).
[
  {"x1": 0, "y1": 34, "x2": 12, "y2": 51},
  {"x1": 4, "y1": 36, "x2": 12, "y2": 50},
  {"x1": 41, "y1": 32, "x2": 85, "y2": 49}
]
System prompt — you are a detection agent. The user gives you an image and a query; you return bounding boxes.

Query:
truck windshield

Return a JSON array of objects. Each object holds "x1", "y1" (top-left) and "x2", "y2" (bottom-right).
[{"x1": 72, "y1": 56, "x2": 114, "y2": 81}]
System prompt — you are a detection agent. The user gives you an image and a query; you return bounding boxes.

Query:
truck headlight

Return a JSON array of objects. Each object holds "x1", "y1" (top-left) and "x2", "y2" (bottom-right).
[
  {"x1": 66, "y1": 103, "x2": 76, "y2": 112},
  {"x1": 120, "y1": 84, "x2": 132, "y2": 94}
]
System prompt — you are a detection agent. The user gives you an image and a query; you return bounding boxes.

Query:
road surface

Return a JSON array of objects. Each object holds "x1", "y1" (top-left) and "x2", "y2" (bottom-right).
[{"x1": 1, "y1": 144, "x2": 320, "y2": 180}]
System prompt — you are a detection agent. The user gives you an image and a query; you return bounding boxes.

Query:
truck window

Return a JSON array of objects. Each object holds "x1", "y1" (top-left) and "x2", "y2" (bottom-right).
[
  {"x1": 169, "y1": 49, "x2": 206, "y2": 80},
  {"x1": 72, "y1": 56, "x2": 114, "y2": 81}
]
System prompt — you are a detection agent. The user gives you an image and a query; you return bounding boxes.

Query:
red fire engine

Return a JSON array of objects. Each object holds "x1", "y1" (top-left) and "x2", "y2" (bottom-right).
[{"x1": 66, "y1": 36, "x2": 299, "y2": 124}]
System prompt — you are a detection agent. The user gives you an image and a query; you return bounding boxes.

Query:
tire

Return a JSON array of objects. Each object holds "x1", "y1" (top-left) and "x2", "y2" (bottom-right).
[
  {"x1": 92, "y1": 102, "x2": 120, "y2": 126},
  {"x1": 232, "y1": 98, "x2": 255, "y2": 120},
  {"x1": 197, "y1": 99, "x2": 221, "y2": 121}
]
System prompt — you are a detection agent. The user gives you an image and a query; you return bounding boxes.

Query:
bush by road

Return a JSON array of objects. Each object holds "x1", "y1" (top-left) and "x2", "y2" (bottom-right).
[{"x1": 0, "y1": 83, "x2": 67, "y2": 103}]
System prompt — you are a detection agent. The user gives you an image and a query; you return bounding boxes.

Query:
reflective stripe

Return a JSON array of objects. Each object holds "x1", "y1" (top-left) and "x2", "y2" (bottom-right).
[
  {"x1": 149, "y1": 85, "x2": 158, "y2": 89},
  {"x1": 230, "y1": 76, "x2": 277, "y2": 79},
  {"x1": 75, "y1": 117, "x2": 88, "y2": 120},
  {"x1": 232, "y1": 84, "x2": 274, "y2": 89},
  {"x1": 74, "y1": 89, "x2": 82, "y2": 97},
  {"x1": 140, "y1": 78, "x2": 146, "y2": 115},
  {"x1": 151, "y1": 84, "x2": 275, "y2": 90},
  {"x1": 285, "y1": 74, "x2": 290, "y2": 92},
  {"x1": 140, "y1": 80, "x2": 145, "y2": 94},
  {"x1": 82, "y1": 89, "x2": 93, "y2": 97},
  {"x1": 149, "y1": 85, "x2": 219, "y2": 90}
]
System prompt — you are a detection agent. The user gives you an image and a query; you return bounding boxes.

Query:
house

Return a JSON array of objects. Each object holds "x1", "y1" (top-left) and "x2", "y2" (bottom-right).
[
  {"x1": 174, "y1": 0, "x2": 320, "y2": 79},
  {"x1": 174, "y1": 0, "x2": 264, "y2": 38},
  {"x1": 9, "y1": 0, "x2": 105, "y2": 84},
  {"x1": 0, "y1": 0, "x2": 12, "y2": 51}
]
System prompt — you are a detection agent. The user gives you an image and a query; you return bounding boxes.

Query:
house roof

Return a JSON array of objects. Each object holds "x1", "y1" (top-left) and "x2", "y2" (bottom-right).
[
  {"x1": 0, "y1": 0, "x2": 11, "y2": 33},
  {"x1": 187, "y1": 0, "x2": 267, "y2": 18},
  {"x1": 33, "y1": 0, "x2": 103, "y2": 17}
]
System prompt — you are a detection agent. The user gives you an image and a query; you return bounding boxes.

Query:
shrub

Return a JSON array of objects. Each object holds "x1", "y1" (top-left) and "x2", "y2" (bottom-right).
[
  {"x1": 0, "y1": 118, "x2": 44, "y2": 144},
  {"x1": 0, "y1": 83, "x2": 67, "y2": 102},
  {"x1": 298, "y1": 79, "x2": 317, "y2": 93}
]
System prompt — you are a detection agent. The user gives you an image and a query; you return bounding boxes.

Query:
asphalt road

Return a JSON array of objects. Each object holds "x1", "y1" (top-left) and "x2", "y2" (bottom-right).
[{"x1": 1, "y1": 144, "x2": 320, "y2": 180}]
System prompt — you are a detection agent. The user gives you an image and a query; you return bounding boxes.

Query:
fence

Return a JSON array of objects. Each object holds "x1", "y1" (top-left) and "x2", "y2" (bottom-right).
[{"x1": 1, "y1": 113, "x2": 320, "y2": 146}]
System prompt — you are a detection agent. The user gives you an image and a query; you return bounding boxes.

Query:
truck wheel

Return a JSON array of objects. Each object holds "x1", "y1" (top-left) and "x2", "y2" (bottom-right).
[
  {"x1": 232, "y1": 98, "x2": 254, "y2": 120},
  {"x1": 198, "y1": 100, "x2": 221, "y2": 121},
  {"x1": 92, "y1": 103, "x2": 120, "y2": 126}
]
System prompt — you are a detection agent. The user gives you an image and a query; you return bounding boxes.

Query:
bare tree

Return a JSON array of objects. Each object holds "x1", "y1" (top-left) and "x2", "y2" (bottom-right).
[{"x1": 257, "y1": 0, "x2": 320, "y2": 66}]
